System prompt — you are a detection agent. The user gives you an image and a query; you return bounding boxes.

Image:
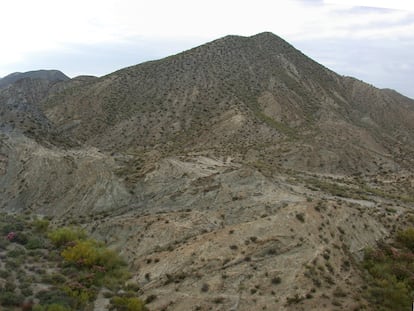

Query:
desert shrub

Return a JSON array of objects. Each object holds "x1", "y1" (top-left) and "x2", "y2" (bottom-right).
[
  {"x1": 271, "y1": 276, "x2": 281, "y2": 285},
  {"x1": 145, "y1": 295, "x2": 157, "y2": 304},
  {"x1": 362, "y1": 227, "x2": 414, "y2": 310},
  {"x1": 296, "y1": 213, "x2": 305, "y2": 223},
  {"x1": 286, "y1": 294, "x2": 303, "y2": 305},
  {"x1": 21, "y1": 286, "x2": 33, "y2": 297},
  {"x1": 396, "y1": 228, "x2": 414, "y2": 251},
  {"x1": 201, "y1": 283, "x2": 209, "y2": 292},
  {"x1": 111, "y1": 296, "x2": 147, "y2": 311},
  {"x1": 26, "y1": 237, "x2": 45, "y2": 249},
  {"x1": 0, "y1": 269, "x2": 10, "y2": 278},
  {"x1": 1, "y1": 217, "x2": 25, "y2": 235},
  {"x1": 5, "y1": 258, "x2": 21, "y2": 269},
  {"x1": 33, "y1": 303, "x2": 72, "y2": 311},
  {"x1": 35, "y1": 289, "x2": 73, "y2": 308},
  {"x1": 367, "y1": 277, "x2": 411, "y2": 310},
  {"x1": 47, "y1": 304, "x2": 72, "y2": 311},
  {"x1": 0, "y1": 291, "x2": 24, "y2": 306},
  {"x1": 62, "y1": 285, "x2": 93, "y2": 308},
  {"x1": 125, "y1": 283, "x2": 140, "y2": 292},
  {"x1": 48, "y1": 227, "x2": 86, "y2": 247},
  {"x1": 61, "y1": 240, "x2": 100, "y2": 266},
  {"x1": 41, "y1": 273, "x2": 67, "y2": 285},
  {"x1": 32, "y1": 219, "x2": 50, "y2": 232},
  {"x1": 333, "y1": 287, "x2": 347, "y2": 297},
  {"x1": 7, "y1": 246, "x2": 26, "y2": 257},
  {"x1": 0, "y1": 237, "x2": 10, "y2": 250},
  {"x1": 101, "y1": 265, "x2": 131, "y2": 289},
  {"x1": 10, "y1": 232, "x2": 29, "y2": 245},
  {"x1": 61, "y1": 239, "x2": 123, "y2": 270}
]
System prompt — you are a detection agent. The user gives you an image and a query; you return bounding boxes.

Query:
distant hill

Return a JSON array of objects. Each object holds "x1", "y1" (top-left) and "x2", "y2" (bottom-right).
[{"x1": 0, "y1": 69, "x2": 69, "y2": 89}]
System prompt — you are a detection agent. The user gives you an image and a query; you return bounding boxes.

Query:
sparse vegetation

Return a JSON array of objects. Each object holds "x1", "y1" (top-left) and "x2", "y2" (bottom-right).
[
  {"x1": 48, "y1": 227, "x2": 86, "y2": 247},
  {"x1": 362, "y1": 227, "x2": 414, "y2": 310},
  {"x1": 295, "y1": 213, "x2": 305, "y2": 223},
  {"x1": 0, "y1": 213, "x2": 146, "y2": 311},
  {"x1": 271, "y1": 276, "x2": 281, "y2": 285}
]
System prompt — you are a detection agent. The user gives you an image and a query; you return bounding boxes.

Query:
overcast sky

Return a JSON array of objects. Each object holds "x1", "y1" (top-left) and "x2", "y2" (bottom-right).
[{"x1": 1, "y1": 0, "x2": 413, "y2": 98}]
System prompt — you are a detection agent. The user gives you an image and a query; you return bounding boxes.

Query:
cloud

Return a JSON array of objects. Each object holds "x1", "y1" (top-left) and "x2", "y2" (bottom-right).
[
  {"x1": 0, "y1": 37, "x2": 205, "y2": 78},
  {"x1": 2, "y1": 0, "x2": 412, "y2": 53},
  {"x1": 293, "y1": 37, "x2": 414, "y2": 98},
  {"x1": 324, "y1": 0, "x2": 414, "y2": 11}
]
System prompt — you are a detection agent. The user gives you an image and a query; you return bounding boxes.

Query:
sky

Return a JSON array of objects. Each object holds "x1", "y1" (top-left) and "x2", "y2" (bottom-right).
[{"x1": 1, "y1": 0, "x2": 413, "y2": 98}]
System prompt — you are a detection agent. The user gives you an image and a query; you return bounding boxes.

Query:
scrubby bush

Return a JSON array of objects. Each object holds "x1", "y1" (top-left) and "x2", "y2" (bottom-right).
[
  {"x1": 271, "y1": 276, "x2": 281, "y2": 285},
  {"x1": 26, "y1": 237, "x2": 45, "y2": 249},
  {"x1": 62, "y1": 285, "x2": 92, "y2": 308},
  {"x1": 396, "y1": 228, "x2": 414, "y2": 251},
  {"x1": 61, "y1": 239, "x2": 123, "y2": 270},
  {"x1": 35, "y1": 289, "x2": 73, "y2": 308},
  {"x1": 33, "y1": 303, "x2": 72, "y2": 311},
  {"x1": 16, "y1": 234, "x2": 29, "y2": 245},
  {"x1": 296, "y1": 213, "x2": 305, "y2": 223},
  {"x1": 0, "y1": 291, "x2": 24, "y2": 307},
  {"x1": 1, "y1": 217, "x2": 25, "y2": 235},
  {"x1": 362, "y1": 227, "x2": 414, "y2": 310},
  {"x1": 7, "y1": 246, "x2": 26, "y2": 257},
  {"x1": 48, "y1": 227, "x2": 86, "y2": 247},
  {"x1": 0, "y1": 215, "x2": 141, "y2": 311},
  {"x1": 32, "y1": 218, "x2": 50, "y2": 232},
  {"x1": 111, "y1": 296, "x2": 148, "y2": 311}
]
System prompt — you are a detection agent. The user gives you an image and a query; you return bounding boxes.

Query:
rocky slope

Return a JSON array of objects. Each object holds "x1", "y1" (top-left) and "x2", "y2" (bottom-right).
[{"x1": 0, "y1": 33, "x2": 414, "y2": 310}]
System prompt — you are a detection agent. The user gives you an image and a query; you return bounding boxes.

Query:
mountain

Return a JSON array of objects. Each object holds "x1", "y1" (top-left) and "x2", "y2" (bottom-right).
[
  {"x1": 41, "y1": 32, "x2": 414, "y2": 174},
  {"x1": 0, "y1": 69, "x2": 69, "y2": 89},
  {"x1": 0, "y1": 70, "x2": 80, "y2": 146},
  {"x1": 0, "y1": 32, "x2": 413, "y2": 310}
]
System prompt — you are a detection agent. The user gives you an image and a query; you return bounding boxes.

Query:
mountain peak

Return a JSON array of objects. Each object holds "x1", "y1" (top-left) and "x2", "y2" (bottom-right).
[
  {"x1": 251, "y1": 31, "x2": 281, "y2": 39},
  {"x1": 216, "y1": 32, "x2": 287, "y2": 45}
]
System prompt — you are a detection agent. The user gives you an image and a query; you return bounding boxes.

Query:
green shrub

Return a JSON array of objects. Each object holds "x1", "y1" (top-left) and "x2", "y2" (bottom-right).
[
  {"x1": 26, "y1": 237, "x2": 45, "y2": 249},
  {"x1": 397, "y1": 228, "x2": 414, "y2": 251},
  {"x1": 33, "y1": 303, "x2": 72, "y2": 311},
  {"x1": 0, "y1": 291, "x2": 24, "y2": 306},
  {"x1": 111, "y1": 296, "x2": 147, "y2": 311},
  {"x1": 21, "y1": 287, "x2": 33, "y2": 297},
  {"x1": 367, "y1": 277, "x2": 411, "y2": 310},
  {"x1": 35, "y1": 289, "x2": 73, "y2": 308},
  {"x1": 7, "y1": 246, "x2": 26, "y2": 258},
  {"x1": 362, "y1": 227, "x2": 414, "y2": 310},
  {"x1": 48, "y1": 227, "x2": 86, "y2": 247},
  {"x1": 0, "y1": 269, "x2": 10, "y2": 278},
  {"x1": 14, "y1": 232, "x2": 29, "y2": 245},
  {"x1": 47, "y1": 304, "x2": 72, "y2": 311},
  {"x1": 62, "y1": 285, "x2": 92, "y2": 308},
  {"x1": 32, "y1": 219, "x2": 50, "y2": 232},
  {"x1": 0, "y1": 237, "x2": 10, "y2": 250},
  {"x1": 61, "y1": 239, "x2": 124, "y2": 270},
  {"x1": 1, "y1": 217, "x2": 25, "y2": 235}
]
